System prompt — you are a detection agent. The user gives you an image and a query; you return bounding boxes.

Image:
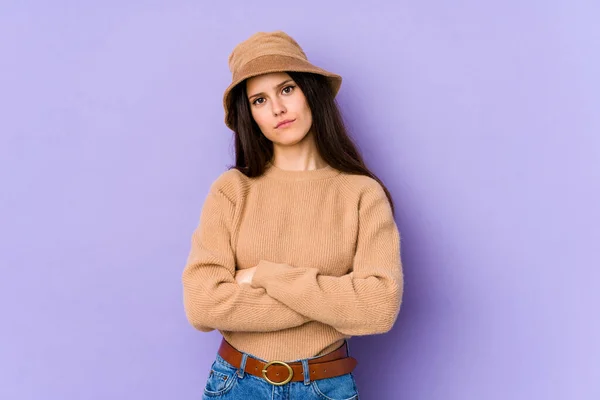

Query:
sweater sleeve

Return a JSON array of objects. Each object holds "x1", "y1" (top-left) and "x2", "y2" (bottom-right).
[
  {"x1": 182, "y1": 183, "x2": 310, "y2": 333},
  {"x1": 250, "y1": 182, "x2": 403, "y2": 336}
]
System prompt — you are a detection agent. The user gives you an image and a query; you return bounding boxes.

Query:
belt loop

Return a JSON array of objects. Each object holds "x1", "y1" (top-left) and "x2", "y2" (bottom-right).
[
  {"x1": 237, "y1": 353, "x2": 248, "y2": 378},
  {"x1": 345, "y1": 339, "x2": 350, "y2": 356},
  {"x1": 301, "y1": 359, "x2": 311, "y2": 385}
]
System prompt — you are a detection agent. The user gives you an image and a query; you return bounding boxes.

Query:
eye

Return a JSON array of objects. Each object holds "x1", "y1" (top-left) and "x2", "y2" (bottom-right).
[
  {"x1": 252, "y1": 97, "x2": 265, "y2": 106},
  {"x1": 282, "y1": 85, "x2": 295, "y2": 94}
]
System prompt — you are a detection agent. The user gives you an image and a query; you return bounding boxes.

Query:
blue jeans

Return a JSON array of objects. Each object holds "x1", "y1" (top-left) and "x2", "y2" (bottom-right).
[{"x1": 202, "y1": 341, "x2": 360, "y2": 399}]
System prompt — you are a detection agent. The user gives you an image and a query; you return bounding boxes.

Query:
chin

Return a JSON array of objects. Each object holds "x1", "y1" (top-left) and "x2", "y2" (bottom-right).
[{"x1": 274, "y1": 130, "x2": 310, "y2": 146}]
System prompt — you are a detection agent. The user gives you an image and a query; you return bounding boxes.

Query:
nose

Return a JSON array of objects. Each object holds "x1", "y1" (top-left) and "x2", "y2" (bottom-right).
[{"x1": 272, "y1": 98, "x2": 286, "y2": 116}]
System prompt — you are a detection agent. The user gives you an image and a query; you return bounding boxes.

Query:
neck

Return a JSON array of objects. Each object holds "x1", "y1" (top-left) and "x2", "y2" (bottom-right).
[{"x1": 271, "y1": 131, "x2": 327, "y2": 171}]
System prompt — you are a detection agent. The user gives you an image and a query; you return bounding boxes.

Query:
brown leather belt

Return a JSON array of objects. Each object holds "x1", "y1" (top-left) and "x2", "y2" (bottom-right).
[{"x1": 217, "y1": 339, "x2": 358, "y2": 386}]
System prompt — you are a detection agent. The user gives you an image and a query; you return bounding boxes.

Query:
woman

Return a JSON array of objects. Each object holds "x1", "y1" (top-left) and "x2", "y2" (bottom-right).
[{"x1": 182, "y1": 30, "x2": 403, "y2": 399}]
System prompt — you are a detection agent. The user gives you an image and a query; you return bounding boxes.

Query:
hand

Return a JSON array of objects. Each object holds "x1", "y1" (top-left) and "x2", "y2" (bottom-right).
[{"x1": 234, "y1": 266, "x2": 257, "y2": 285}]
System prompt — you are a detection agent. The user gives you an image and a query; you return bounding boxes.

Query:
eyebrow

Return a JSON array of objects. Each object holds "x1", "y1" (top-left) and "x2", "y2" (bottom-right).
[{"x1": 247, "y1": 79, "x2": 294, "y2": 100}]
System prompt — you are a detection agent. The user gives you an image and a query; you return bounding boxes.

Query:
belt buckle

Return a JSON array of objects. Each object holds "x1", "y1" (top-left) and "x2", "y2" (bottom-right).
[{"x1": 262, "y1": 360, "x2": 293, "y2": 386}]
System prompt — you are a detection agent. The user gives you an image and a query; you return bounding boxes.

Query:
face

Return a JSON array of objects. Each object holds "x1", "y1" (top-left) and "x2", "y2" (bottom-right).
[{"x1": 245, "y1": 72, "x2": 313, "y2": 146}]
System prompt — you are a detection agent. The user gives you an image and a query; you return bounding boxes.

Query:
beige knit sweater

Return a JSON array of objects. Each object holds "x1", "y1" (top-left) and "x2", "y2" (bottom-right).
[{"x1": 182, "y1": 163, "x2": 403, "y2": 361}]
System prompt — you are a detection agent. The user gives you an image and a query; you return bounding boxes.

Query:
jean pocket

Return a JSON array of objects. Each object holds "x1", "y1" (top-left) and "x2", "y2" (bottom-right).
[
  {"x1": 203, "y1": 355, "x2": 238, "y2": 397},
  {"x1": 311, "y1": 372, "x2": 359, "y2": 400}
]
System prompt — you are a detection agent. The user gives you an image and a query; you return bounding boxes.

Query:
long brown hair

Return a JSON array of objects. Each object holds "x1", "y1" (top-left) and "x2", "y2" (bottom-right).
[{"x1": 225, "y1": 71, "x2": 395, "y2": 216}]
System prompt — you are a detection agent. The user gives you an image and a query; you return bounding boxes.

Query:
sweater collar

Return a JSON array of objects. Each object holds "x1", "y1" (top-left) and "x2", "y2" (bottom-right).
[{"x1": 262, "y1": 162, "x2": 341, "y2": 181}]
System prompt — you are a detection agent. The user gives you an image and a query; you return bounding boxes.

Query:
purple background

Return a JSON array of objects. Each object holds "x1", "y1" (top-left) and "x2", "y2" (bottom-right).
[{"x1": 1, "y1": 1, "x2": 599, "y2": 399}]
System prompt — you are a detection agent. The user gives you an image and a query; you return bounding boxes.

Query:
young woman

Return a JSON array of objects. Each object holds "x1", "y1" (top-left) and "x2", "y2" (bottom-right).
[{"x1": 182, "y1": 30, "x2": 403, "y2": 400}]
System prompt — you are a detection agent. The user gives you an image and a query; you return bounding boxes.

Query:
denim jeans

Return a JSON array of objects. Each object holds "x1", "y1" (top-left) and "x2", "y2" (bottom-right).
[{"x1": 202, "y1": 340, "x2": 360, "y2": 399}]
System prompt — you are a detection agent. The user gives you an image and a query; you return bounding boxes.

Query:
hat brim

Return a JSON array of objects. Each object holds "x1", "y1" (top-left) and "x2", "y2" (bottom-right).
[{"x1": 223, "y1": 54, "x2": 342, "y2": 130}]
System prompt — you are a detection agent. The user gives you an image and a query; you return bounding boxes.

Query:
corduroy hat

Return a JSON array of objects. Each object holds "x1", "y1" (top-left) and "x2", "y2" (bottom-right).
[{"x1": 222, "y1": 30, "x2": 342, "y2": 130}]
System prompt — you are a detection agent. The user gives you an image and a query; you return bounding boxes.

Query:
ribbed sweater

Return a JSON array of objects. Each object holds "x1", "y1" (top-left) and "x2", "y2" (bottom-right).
[{"x1": 182, "y1": 163, "x2": 403, "y2": 361}]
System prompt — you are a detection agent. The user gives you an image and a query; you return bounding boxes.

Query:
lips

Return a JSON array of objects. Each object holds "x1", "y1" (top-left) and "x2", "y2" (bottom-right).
[{"x1": 275, "y1": 119, "x2": 295, "y2": 129}]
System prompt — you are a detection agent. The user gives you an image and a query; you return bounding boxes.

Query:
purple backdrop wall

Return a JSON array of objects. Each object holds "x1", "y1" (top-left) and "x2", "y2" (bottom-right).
[{"x1": 1, "y1": 1, "x2": 598, "y2": 399}]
